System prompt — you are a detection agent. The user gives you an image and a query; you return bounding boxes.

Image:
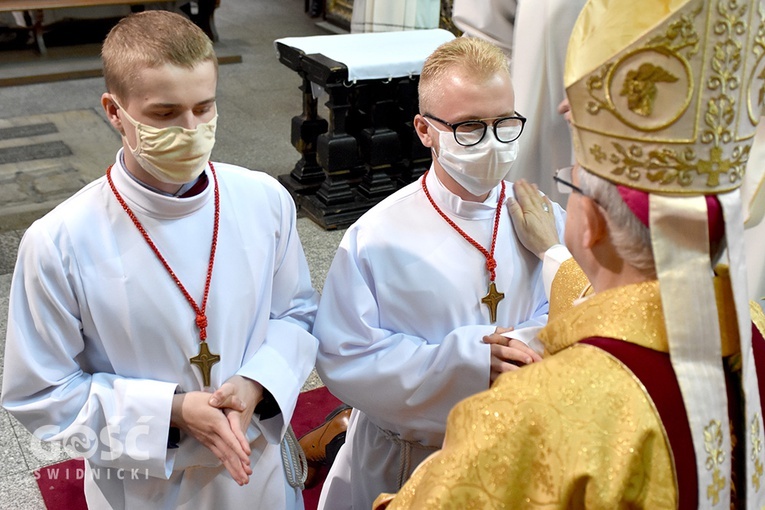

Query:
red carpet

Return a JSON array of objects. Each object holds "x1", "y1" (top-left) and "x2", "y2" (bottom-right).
[{"x1": 34, "y1": 386, "x2": 343, "y2": 510}]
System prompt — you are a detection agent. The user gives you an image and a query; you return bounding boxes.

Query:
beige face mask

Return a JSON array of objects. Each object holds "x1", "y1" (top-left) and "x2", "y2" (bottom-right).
[{"x1": 114, "y1": 98, "x2": 217, "y2": 185}]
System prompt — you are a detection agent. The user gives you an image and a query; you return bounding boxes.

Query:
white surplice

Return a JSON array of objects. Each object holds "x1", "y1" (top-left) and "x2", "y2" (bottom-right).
[
  {"x1": 451, "y1": 0, "x2": 516, "y2": 60},
  {"x1": 313, "y1": 169, "x2": 566, "y2": 510},
  {"x1": 510, "y1": 0, "x2": 587, "y2": 204},
  {"x1": 1, "y1": 151, "x2": 319, "y2": 510}
]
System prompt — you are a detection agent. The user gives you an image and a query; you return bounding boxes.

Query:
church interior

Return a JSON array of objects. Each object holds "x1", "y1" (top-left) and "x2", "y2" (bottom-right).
[{"x1": 1, "y1": 0, "x2": 765, "y2": 508}]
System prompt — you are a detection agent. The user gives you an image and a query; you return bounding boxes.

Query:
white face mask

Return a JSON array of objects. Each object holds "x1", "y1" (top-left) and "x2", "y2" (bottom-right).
[
  {"x1": 426, "y1": 119, "x2": 519, "y2": 197},
  {"x1": 115, "y1": 99, "x2": 217, "y2": 185}
]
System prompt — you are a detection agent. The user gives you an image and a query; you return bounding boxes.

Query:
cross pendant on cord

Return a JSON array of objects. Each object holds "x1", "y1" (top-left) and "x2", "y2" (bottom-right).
[
  {"x1": 190, "y1": 341, "x2": 220, "y2": 387},
  {"x1": 481, "y1": 281, "x2": 505, "y2": 323}
]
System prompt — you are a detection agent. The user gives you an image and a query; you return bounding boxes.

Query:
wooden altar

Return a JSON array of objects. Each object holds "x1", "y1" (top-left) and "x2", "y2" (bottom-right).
[{"x1": 274, "y1": 29, "x2": 454, "y2": 230}]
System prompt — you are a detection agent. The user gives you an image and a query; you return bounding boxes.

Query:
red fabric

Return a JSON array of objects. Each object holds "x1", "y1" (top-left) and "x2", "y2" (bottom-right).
[
  {"x1": 752, "y1": 322, "x2": 765, "y2": 412},
  {"x1": 580, "y1": 337, "x2": 697, "y2": 509},
  {"x1": 34, "y1": 385, "x2": 343, "y2": 510},
  {"x1": 615, "y1": 185, "x2": 725, "y2": 244},
  {"x1": 582, "y1": 330, "x2": 765, "y2": 509},
  {"x1": 34, "y1": 458, "x2": 88, "y2": 510}
]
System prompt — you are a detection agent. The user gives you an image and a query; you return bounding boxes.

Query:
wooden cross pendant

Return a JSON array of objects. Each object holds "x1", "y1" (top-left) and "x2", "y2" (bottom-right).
[
  {"x1": 190, "y1": 341, "x2": 220, "y2": 387},
  {"x1": 481, "y1": 281, "x2": 505, "y2": 323}
]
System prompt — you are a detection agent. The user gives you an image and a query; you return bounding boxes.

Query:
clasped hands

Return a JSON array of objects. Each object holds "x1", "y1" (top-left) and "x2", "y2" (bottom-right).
[{"x1": 171, "y1": 375, "x2": 263, "y2": 485}]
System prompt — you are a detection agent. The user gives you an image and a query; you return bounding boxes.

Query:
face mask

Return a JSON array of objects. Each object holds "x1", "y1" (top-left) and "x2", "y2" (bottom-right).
[
  {"x1": 115, "y1": 98, "x2": 217, "y2": 185},
  {"x1": 426, "y1": 119, "x2": 518, "y2": 196}
]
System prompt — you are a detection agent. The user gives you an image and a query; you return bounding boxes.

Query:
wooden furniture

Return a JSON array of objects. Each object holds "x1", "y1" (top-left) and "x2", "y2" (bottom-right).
[
  {"x1": 0, "y1": 0, "x2": 220, "y2": 54},
  {"x1": 274, "y1": 29, "x2": 454, "y2": 230}
]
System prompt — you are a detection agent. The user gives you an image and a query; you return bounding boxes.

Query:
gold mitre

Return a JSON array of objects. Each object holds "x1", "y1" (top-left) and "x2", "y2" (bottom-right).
[{"x1": 564, "y1": 0, "x2": 765, "y2": 194}]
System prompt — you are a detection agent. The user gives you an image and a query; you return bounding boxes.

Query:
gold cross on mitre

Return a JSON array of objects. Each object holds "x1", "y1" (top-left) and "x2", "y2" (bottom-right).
[{"x1": 697, "y1": 146, "x2": 732, "y2": 187}]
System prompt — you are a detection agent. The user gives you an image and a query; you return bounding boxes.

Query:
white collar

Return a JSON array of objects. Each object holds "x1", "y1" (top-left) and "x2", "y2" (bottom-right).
[
  {"x1": 424, "y1": 168, "x2": 503, "y2": 221},
  {"x1": 110, "y1": 148, "x2": 213, "y2": 220}
]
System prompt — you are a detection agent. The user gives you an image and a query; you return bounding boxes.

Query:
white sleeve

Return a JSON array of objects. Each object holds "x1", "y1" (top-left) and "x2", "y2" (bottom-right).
[
  {"x1": 1, "y1": 225, "x2": 178, "y2": 479},
  {"x1": 237, "y1": 186, "x2": 319, "y2": 443},
  {"x1": 313, "y1": 229, "x2": 494, "y2": 434},
  {"x1": 542, "y1": 244, "x2": 573, "y2": 299},
  {"x1": 500, "y1": 248, "x2": 567, "y2": 353}
]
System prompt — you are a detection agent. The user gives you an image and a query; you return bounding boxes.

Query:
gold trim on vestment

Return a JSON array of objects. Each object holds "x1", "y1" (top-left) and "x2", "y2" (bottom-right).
[
  {"x1": 547, "y1": 257, "x2": 592, "y2": 323},
  {"x1": 539, "y1": 266, "x2": 741, "y2": 357}
]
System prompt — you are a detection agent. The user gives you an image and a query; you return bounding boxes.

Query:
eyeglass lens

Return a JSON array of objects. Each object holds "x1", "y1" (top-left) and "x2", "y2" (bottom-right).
[
  {"x1": 454, "y1": 118, "x2": 523, "y2": 146},
  {"x1": 554, "y1": 166, "x2": 575, "y2": 194}
]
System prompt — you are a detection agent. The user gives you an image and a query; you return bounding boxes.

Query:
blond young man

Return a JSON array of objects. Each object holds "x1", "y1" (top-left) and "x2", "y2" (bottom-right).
[
  {"x1": 1, "y1": 11, "x2": 318, "y2": 510},
  {"x1": 313, "y1": 37, "x2": 566, "y2": 510}
]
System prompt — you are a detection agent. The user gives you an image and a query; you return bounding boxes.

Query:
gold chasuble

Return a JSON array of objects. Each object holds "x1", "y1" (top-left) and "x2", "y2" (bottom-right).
[{"x1": 375, "y1": 266, "x2": 765, "y2": 509}]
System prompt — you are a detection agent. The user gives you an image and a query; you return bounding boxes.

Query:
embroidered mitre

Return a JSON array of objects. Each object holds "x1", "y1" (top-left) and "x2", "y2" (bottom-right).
[
  {"x1": 564, "y1": 1, "x2": 765, "y2": 508},
  {"x1": 565, "y1": 0, "x2": 764, "y2": 194}
]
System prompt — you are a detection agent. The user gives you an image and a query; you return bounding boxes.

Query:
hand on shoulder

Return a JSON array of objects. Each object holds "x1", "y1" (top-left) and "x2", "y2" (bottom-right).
[{"x1": 508, "y1": 179, "x2": 560, "y2": 260}]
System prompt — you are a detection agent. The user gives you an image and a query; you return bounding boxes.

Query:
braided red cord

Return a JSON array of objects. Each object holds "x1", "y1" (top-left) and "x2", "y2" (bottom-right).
[
  {"x1": 421, "y1": 170, "x2": 506, "y2": 281},
  {"x1": 106, "y1": 162, "x2": 220, "y2": 344}
]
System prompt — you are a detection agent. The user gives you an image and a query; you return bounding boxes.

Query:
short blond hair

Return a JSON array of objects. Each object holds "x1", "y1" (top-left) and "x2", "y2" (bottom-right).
[
  {"x1": 101, "y1": 10, "x2": 217, "y2": 102},
  {"x1": 418, "y1": 37, "x2": 509, "y2": 114}
]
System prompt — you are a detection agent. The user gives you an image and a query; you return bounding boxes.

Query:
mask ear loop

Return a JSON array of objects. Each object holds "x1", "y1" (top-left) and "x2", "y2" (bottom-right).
[
  {"x1": 110, "y1": 96, "x2": 143, "y2": 154},
  {"x1": 421, "y1": 117, "x2": 442, "y2": 159},
  {"x1": 108, "y1": 94, "x2": 122, "y2": 111}
]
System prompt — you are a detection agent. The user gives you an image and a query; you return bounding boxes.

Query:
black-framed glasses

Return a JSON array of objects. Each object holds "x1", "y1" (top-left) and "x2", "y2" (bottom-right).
[
  {"x1": 554, "y1": 166, "x2": 586, "y2": 195},
  {"x1": 423, "y1": 112, "x2": 526, "y2": 147}
]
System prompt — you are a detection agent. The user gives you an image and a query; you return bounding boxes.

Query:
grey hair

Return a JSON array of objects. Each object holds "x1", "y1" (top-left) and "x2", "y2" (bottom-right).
[{"x1": 577, "y1": 167, "x2": 656, "y2": 278}]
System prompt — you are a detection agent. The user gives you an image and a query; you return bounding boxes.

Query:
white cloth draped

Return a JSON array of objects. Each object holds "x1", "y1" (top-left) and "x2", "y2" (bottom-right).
[
  {"x1": 745, "y1": 222, "x2": 765, "y2": 308},
  {"x1": 744, "y1": 119, "x2": 765, "y2": 307},
  {"x1": 274, "y1": 29, "x2": 454, "y2": 83},
  {"x1": 510, "y1": 0, "x2": 587, "y2": 204},
  {"x1": 1, "y1": 151, "x2": 319, "y2": 510},
  {"x1": 313, "y1": 168, "x2": 566, "y2": 510}
]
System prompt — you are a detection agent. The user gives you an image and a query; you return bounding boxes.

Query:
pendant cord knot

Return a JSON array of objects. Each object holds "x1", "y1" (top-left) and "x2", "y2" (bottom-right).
[
  {"x1": 486, "y1": 257, "x2": 497, "y2": 280},
  {"x1": 196, "y1": 314, "x2": 208, "y2": 340},
  {"x1": 421, "y1": 171, "x2": 505, "y2": 285},
  {"x1": 108, "y1": 163, "x2": 221, "y2": 385},
  {"x1": 421, "y1": 171, "x2": 506, "y2": 322}
]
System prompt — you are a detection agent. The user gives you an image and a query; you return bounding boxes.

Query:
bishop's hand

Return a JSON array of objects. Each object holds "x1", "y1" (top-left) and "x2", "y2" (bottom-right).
[
  {"x1": 508, "y1": 179, "x2": 560, "y2": 260},
  {"x1": 558, "y1": 98, "x2": 573, "y2": 124}
]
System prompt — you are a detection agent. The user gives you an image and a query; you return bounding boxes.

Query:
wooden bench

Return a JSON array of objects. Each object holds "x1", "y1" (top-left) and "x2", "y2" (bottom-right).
[{"x1": 0, "y1": 0, "x2": 220, "y2": 55}]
